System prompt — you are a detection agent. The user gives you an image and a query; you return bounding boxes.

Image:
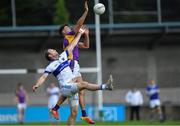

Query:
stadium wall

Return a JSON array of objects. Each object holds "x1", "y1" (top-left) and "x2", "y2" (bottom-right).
[{"x1": 0, "y1": 46, "x2": 180, "y2": 120}]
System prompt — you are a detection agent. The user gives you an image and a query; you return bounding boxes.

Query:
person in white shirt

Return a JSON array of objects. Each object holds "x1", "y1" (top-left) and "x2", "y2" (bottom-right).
[
  {"x1": 47, "y1": 83, "x2": 60, "y2": 109},
  {"x1": 46, "y1": 83, "x2": 60, "y2": 122},
  {"x1": 125, "y1": 85, "x2": 143, "y2": 120},
  {"x1": 32, "y1": 26, "x2": 113, "y2": 125}
]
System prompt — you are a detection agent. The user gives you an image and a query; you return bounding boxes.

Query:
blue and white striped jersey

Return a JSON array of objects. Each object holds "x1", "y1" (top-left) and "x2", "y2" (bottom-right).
[
  {"x1": 146, "y1": 84, "x2": 159, "y2": 100},
  {"x1": 44, "y1": 50, "x2": 75, "y2": 86}
]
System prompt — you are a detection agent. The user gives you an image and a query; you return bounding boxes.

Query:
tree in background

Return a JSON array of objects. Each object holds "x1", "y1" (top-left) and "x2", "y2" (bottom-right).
[
  {"x1": 54, "y1": 0, "x2": 69, "y2": 24},
  {"x1": 15, "y1": 0, "x2": 55, "y2": 26},
  {"x1": 0, "y1": 0, "x2": 69, "y2": 26},
  {"x1": 0, "y1": 0, "x2": 12, "y2": 26}
]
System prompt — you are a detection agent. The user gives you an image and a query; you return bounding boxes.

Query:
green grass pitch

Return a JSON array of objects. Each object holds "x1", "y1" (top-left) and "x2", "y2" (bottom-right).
[{"x1": 1, "y1": 121, "x2": 180, "y2": 126}]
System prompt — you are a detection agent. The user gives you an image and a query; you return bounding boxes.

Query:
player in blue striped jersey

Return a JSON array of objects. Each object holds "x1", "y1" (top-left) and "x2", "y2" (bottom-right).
[
  {"x1": 32, "y1": 26, "x2": 113, "y2": 125},
  {"x1": 146, "y1": 80, "x2": 164, "y2": 122}
]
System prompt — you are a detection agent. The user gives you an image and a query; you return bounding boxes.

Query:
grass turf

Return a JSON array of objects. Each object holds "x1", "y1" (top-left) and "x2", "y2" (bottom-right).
[{"x1": 1, "y1": 121, "x2": 180, "y2": 126}]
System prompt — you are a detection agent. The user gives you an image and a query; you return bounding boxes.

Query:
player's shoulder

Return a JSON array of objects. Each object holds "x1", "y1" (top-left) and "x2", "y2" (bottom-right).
[
  {"x1": 59, "y1": 50, "x2": 69, "y2": 58},
  {"x1": 45, "y1": 60, "x2": 59, "y2": 70}
]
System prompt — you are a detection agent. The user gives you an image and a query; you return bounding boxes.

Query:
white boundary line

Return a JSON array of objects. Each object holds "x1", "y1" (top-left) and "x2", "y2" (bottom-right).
[{"x1": 0, "y1": 69, "x2": 27, "y2": 74}]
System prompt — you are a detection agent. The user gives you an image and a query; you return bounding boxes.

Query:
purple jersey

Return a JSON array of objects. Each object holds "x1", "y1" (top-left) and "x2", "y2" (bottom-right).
[
  {"x1": 63, "y1": 31, "x2": 79, "y2": 61},
  {"x1": 16, "y1": 89, "x2": 26, "y2": 103}
]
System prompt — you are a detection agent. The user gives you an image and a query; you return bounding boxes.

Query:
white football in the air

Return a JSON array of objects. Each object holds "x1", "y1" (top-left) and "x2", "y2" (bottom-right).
[{"x1": 93, "y1": 3, "x2": 105, "y2": 15}]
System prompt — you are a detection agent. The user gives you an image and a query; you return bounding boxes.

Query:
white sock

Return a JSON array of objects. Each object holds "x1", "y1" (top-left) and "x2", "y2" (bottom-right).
[{"x1": 101, "y1": 84, "x2": 106, "y2": 90}]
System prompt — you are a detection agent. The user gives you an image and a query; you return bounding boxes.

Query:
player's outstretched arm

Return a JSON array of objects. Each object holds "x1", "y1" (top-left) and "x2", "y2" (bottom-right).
[
  {"x1": 74, "y1": 0, "x2": 89, "y2": 33},
  {"x1": 32, "y1": 74, "x2": 48, "y2": 92},
  {"x1": 78, "y1": 27, "x2": 90, "y2": 49},
  {"x1": 67, "y1": 26, "x2": 86, "y2": 53}
]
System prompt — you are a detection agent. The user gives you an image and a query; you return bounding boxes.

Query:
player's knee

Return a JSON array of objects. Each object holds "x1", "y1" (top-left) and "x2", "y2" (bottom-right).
[
  {"x1": 81, "y1": 81, "x2": 88, "y2": 88},
  {"x1": 76, "y1": 76, "x2": 83, "y2": 83},
  {"x1": 79, "y1": 90, "x2": 85, "y2": 96},
  {"x1": 77, "y1": 82, "x2": 87, "y2": 90},
  {"x1": 157, "y1": 107, "x2": 162, "y2": 113}
]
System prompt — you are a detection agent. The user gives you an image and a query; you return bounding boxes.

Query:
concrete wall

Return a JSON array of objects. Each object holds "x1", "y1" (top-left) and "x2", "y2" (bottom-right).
[{"x1": 0, "y1": 46, "x2": 180, "y2": 105}]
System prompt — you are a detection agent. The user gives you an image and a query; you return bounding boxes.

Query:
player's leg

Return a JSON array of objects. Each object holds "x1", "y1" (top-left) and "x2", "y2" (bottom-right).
[
  {"x1": 73, "y1": 61, "x2": 86, "y2": 116},
  {"x1": 149, "y1": 101, "x2": 156, "y2": 121},
  {"x1": 67, "y1": 106, "x2": 78, "y2": 126},
  {"x1": 49, "y1": 109, "x2": 53, "y2": 123},
  {"x1": 18, "y1": 103, "x2": 26, "y2": 124},
  {"x1": 19, "y1": 109, "x2": 23, "y2": 123},
  {"x1": 76, "y1": 77, "x2": 86, "y2": 115},
  {"x1": 149, "y1": 108, "x2": 156, "y2": 121},
  {"x1": 50, "y1": 75, "x2": 113, "y2": 120},
  {"x1": 48, "y1": 100, "x2": 52, "y2": 122},
  {"x1": 67, "y1": 94, "x2": 79, "y2": 125},
  {"x1": 73, "y1": 61, "x2": 95, "y2": 124},
  {"x1": 156, "y1": 106, "x2": 164, "y2": 122},
  {"x1": 154, "y1": 100, "x2": 164, "y2": 122},
  {"x1": 76, "y1": 76, "x2": 95, "y2": 124},
  {"x1": 50, "y1": 95, "x2": 67, "y2": 120},
  {"x1": 19, "y1": 110, "x2": 22, "y2": 123},
  {"x1": 17, "y1": 104, "x2": 23, "y2": 124},
  {"x1": 21, "y1": 108, "x2": 25, "y2": 123},
  {"x1": 77, "y1": 75, "x2": 113, "y2": 91}
]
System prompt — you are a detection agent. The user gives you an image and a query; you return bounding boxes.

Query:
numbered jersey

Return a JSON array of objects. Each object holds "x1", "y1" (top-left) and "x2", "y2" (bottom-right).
[{"x1": 44, "y1": 50, "x2": 75, "y2": 85}]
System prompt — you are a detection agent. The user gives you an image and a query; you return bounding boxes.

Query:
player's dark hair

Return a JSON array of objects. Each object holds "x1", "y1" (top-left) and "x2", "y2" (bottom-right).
[
  {"x1": 18, "y1": 83, "x2": 22, "y2": 86},
  {"x1": 44, "y1": 50, "x2": 52, "y2": 61},
  {"x1": 59, "y1": 24, "x2": 68, "y2": 36}
]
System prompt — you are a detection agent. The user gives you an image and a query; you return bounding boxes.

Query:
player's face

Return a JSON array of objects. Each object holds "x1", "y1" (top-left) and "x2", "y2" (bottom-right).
[
  {"x1": 19, "y1": 85, "x2": 23, "y2": 90},
  {"x1": 150, "y1": 80, "x2": 155, "y2": 85},
  {"x1": 48, "y1": 49, "x2": 59, "y2": 60},
  {"x1": 62, "y1": 26, "x2": 72, "y2": 35}
]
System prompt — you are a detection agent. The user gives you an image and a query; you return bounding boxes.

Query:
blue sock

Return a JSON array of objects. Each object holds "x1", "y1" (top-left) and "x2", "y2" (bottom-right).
[{"x1": 52, "y1": 104, "x2": 59, "y2": 111}]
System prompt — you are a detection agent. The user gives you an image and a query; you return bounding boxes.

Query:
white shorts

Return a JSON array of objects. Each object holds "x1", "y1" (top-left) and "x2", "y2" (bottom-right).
[
  {"x1": 48, "y1": 96, "x2": 59, "y2": 109},
  {"x1": 150, "y1": 99, "x2": 161, "y2": 108},
  {"x1": 60, "y1": 83, "x2": 78, "y2": 97},
  {"x1": 17, "y1": 103, "x2": 26, "y2": 109},
  {"x1": 69, "y1": 60, "x2": 81, "y2": 78},
  {"x1": 68, "y1": 93, "x2": 79, "y2": 107}
]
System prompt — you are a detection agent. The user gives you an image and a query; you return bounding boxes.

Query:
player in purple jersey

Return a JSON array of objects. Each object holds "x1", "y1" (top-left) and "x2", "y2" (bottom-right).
[
  {"x1": 146, "y1": 80, "x2": 164, "y2": 122},
  {"x1": 51, "y1": 0, "x2": 94, "y2": 124},
  {"x1": 15, "y1": 83, "x2": 28, "y2": 124},
  {"x1": 32, "y1": 26, "x2": 113, "y2": 126}
]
